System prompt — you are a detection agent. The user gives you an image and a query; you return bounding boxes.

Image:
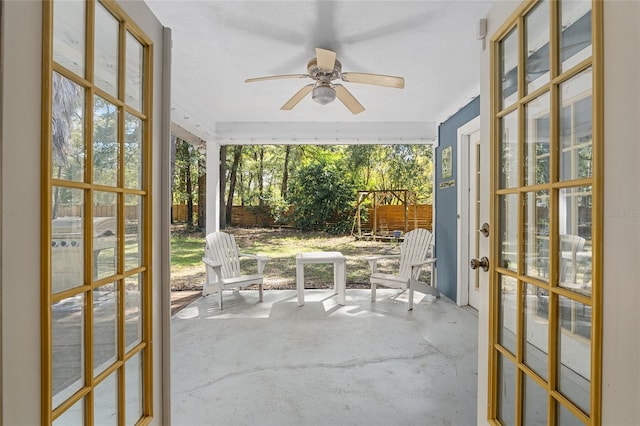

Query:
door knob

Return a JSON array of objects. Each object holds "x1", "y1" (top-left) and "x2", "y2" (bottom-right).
[
  {"x1": 479, "y1": 223, "x2": 490, "y2": 237},
  {"x1": 470, "y1": 257, "x2": 490, "y2": 272}
]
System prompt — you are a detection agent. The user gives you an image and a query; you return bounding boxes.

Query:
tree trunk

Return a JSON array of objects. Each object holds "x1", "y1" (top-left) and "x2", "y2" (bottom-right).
[
  {"x1": 281, "y1": 145, "x2": 291, "y2": 198},
  {"x1": 241, "y1": 172, "x2": 248, "y2": 206},
  {"x1": 186, "y1": 155, "x2": 193, "y2": 228},
  {"x1": 197, "y1": 155, "x2": 206, "y2": 230},
  {"x1": 258, "y1": 146, "x2": 264, "y2": 205},
  {"x1": 219, "y1": 145, "x2": 227, "y2": 229},
  {"x1": 170, "y1": 134, "x2": 177, "y2": 223},
  {"x1": 52, "y1": 166, "x2": 62, "y2": 219},
  {"x1": 226, "y1": 145, "x2": 242, "y2": 225}
]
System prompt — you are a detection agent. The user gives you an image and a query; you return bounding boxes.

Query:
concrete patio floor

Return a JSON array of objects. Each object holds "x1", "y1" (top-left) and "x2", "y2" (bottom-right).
[{"x1": 171, "y1": 289, "x2": 479, "y2": 426}]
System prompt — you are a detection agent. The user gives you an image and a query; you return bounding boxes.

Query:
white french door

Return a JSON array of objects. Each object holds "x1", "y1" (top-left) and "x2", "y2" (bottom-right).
[
  {"x1": 43, "y1": 1, "x2": 154, "y2": 423},
  {"x1": 457, "y1": 119, "x2": 482, "y2": 310},
  {"x1": 488, "y1": 1, "x2": 602, "y2": 424}
]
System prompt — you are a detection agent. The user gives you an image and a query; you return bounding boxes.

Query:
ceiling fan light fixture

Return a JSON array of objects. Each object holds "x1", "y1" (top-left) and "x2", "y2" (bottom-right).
[{"x1": 312, "y1": 82, "x2": 336, "y2": 105}]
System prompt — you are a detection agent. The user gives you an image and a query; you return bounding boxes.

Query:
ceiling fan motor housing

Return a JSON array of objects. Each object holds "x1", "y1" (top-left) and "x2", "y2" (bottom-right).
[{"x1": 307, "y1": 58, "x2": 342, "y2": 81}]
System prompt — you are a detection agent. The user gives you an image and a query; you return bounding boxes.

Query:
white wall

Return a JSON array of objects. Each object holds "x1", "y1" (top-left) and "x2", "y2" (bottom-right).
[
  {"x1": 1, "y1": 1, "x2": 169, "y2": 424},
  {"x1": 478, "y1": 1, "x2": 640, "y2": 424},
  {"x1": 601, "y1": 1, "x2": 640, "y2": 423},
  {"x1": 1, "y1": 2, "x2": 43, "y2": 424}
]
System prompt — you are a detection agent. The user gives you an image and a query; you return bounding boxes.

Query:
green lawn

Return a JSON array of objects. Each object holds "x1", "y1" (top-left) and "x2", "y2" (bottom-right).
[{"x1": 171, "y1": 232, "x2": 206, "y2": 271}]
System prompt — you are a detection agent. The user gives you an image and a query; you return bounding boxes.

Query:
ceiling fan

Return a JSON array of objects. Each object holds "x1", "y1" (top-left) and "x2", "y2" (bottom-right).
[{"x1": 244, "y1": 48, "x2": 405, "y2": 115}]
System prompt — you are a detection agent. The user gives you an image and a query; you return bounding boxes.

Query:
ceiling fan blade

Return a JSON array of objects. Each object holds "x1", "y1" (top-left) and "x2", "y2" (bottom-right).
[
  {"x1": 315, "y1": 48, "x2": 337, "y2": 71},
  {"x1": 334, "y1": 84, "x2": 365, "y2": 115},
  {"x1": 281, "y1": 84, "x2": 314, "y2": 110},
  {"x1": 341, "y1": 72, "x2": 405, "y2": 89},
  {"x1": 245, "y1": 74, "x2": 308, "y2": 83}
]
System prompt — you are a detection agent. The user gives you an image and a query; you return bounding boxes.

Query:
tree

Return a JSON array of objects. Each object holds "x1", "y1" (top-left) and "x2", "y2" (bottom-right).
[
  {"x1": 345, "y1": 145, "x2": 375, "y2": 187},
  {"x1": 346, "y1": 144, "x2": 434, "y2": 203},
  {"x1": 172, "y1": 138, "x2": 202, "y2": 228},
  {"x1": 256, "y1": 146, "x2": 265, "y2": 205},
  {"x1": 226, "y1": 145, "x2": 243, "y2": 224},
  {"x1": 51, "y1": 73, "x2": 82, "y2": 218},
  {"x1": 281, "y1": 145, "x2": 291, "y2": 198},
  {"x1": 197, "y1": 154, "x2": 206, "y2": 229},
  {"x1": 93, "y1": 96, "x2": 119, "y2": 188},
  {"x1": 219, "y1": 143, "x2": 434, "y2": 228},
  {"x1": 287, "y1": 160, "x2": 356, "y2": 233}
]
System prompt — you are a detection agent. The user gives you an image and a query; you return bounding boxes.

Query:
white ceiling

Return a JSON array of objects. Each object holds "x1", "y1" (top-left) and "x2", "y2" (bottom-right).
[{"x1": 144, "y1": 0, "x2": 493, "y2": 144}]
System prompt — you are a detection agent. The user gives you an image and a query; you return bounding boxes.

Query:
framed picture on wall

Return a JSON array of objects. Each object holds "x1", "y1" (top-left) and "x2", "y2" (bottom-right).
[{"x1": 442, "y1": 146, "x2": 452, "y2": 179}]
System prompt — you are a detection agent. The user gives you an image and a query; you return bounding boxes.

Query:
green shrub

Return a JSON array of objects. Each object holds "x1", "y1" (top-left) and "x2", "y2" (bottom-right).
[{"x1": 287, "y1": 161, "x2": 356, "y2": 233}]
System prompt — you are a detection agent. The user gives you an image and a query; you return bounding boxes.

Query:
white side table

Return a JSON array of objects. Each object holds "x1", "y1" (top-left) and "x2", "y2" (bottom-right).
[{"x1": 295, "y1": 251, "x2": 346, "y2": 306}]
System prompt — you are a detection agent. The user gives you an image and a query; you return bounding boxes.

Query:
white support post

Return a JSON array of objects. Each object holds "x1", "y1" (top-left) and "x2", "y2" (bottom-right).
[{"x1": 205, "y1": 139, "x2": 221, "y2": 234}]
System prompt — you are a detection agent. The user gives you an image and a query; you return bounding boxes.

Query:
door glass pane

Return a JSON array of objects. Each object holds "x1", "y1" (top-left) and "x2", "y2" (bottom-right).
[
  {"x1": 560, "y1": 0, "x2": 592, "y2": 72},
  {"x1": 125, "y1": 273, "x2": 143, "y2": 352},
  {"x1": 525, "y1": 0, "x2": 549, "y2": 94},
  {"x1": 126, "y1": 352, "x2": 143, "y2": 425},
  {"x1": 94, "y1": 372, "x2": 118, "y2": 426},
  {"x1": 557, "y1": 401, "x2": 585, "y2": 426},
  {"x1": 524, "y1": 283, "x2": 548, "y2": 380},
  {"x1": 93, "y1": 96, "x2": 120, "y2": 187},
  {"x1": 500, "y1": 28, "x2": 518, "y2": 109},
  {"x1": 94, "y1": 283, "x2": 118, "y2": 376},
  {"x1": 523, "y1": 373, "x2": 548, "y2": 426},
  {"x1": 126, "y1": 32, "x2": 144, "y2": 111},
  {"x1": 500, "y1": 110, "x2": 519, "y2": 189},
  {"x1": 558, "y1": 186, "x2": 592, "y2": 296},
  {"x1": 52, "y1": 73, "x2": 85, "y2": 182},
  {"x1": 524, "y1": 93, "x2": 550, "y2": 186},
  {"x1": 498, "y1": 194, "x2": 518, "y2": 271},
  {"x1": 53, "y1": 0, "x2": 85, "y2": 76},
  {"x1": 52, "y1": 187, "x2": 84, "y2": 294},
  {"x1": 52, "y1": 293, "x2": 85, "y2": 409},
  {"x1": 124, "y1": 113, "x2": 143, "y2": 189},
  {"x1": 94, "y1": 2, "x2": 119, "y2": 97},
  {"x1": 497, "y1": 353, "x2": 516, "y2": 426},
  {"x1": 53, "y1": 397, "x2": 84, "y2": 425},
  {"x1": 499, "y1": 274, "x2": 518, "y2": 354},
  {"x1": 558, "y1": 295, "x2": 591, "y2": 414},
  {"x1": 560, "y1": 69, "x2": 592, "y2": 182},
  {"x1": 125, "y1": 195, "x2": 143, "y2": 270},
  {"x1": 525, "y1": 191, "x2": 549, "y2": 280},
  {"x1": 94, "y1": 191, "x2": 118, "y2": 280}
]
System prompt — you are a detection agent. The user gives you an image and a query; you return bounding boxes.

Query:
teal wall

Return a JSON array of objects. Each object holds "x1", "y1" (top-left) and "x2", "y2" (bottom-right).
[{"x1": 435, "y1": 96, "x2": 480, "y2": 301}]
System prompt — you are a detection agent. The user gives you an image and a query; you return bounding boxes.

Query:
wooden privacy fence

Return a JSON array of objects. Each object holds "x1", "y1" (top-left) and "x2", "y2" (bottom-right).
[
  {"x1": 171, "y1": 203, "x2": 433, "y2": 232},
  {"x1": 352, "y1": 190, "x2": 432, "y2": 238},
  {"x1": 225, "y1": 205, "x2": 433, "y2": 231},
  {"x1": 172, "y1": 204, "x2": 199, "y2": 223},
  {"x1": 231, "y1": 206, "x2": 276, "y2": 227},
  {"x1": 355, "y1": 204, "x2": 432, "y2": 237},
  {"x1": 172, "y1": 205, "x2": 274, "y2": 226},
  {"x1": 368, "y1": 204, "x2": 432, "y2": 232},
  {"x1": 56, "y1": 204, "x2": 141, "y2": 219}
]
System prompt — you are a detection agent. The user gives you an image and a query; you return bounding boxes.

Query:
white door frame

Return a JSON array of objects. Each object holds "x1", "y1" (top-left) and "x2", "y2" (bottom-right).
[{"x1": 456, "y1": 116, "x2": 480, "y2": 306}]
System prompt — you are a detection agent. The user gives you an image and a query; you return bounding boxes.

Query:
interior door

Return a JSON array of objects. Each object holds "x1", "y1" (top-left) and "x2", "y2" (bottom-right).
[
  {"x1": 467, "y1": 131, "x2": 481, "y2": 309},
  {"x1": 458, "y1": 123, "x2": 482, "y2": 310}
]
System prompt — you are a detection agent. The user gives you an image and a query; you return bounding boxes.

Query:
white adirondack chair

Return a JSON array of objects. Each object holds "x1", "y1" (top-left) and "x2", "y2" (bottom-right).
[
  {"x1": 202, "y1": 231, "x2": 269, "y2": 310},
  {"x1": 559, "y1": 234, "x2": 586, "y2": 285},
  {"x1": 366, "y1": 228, "x2": 438, "y2": 310}
]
